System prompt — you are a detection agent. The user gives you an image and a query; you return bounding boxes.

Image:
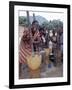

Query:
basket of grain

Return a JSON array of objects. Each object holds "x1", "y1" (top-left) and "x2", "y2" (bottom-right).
[{"x1": 27, "y1": 53, "x2": 41, "y2": 78}]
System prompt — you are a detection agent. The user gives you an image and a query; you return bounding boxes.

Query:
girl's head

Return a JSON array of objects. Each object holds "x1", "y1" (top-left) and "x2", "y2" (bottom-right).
[
  {"x1": 31, "y1": 20, "x2": 39, "y2": 33},
  {"x1": 22, "y1": 27, "x2": 30, "y2": 41}
]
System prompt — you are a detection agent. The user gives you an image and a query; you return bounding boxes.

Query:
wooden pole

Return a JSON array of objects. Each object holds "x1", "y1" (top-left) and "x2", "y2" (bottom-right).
[
  {"x1": 26, "y1": 11, "x2": 34, "y2": 55},
  {"x1": 33, "y1": 13, "x2": 35, "y2": 21},
  {"x1": 26, "y1": 11, "x2": 30, "y2": 26}
]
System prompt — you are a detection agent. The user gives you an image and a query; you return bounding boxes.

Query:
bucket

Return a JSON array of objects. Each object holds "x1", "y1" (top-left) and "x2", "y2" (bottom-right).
[{"x1": 48, "y1": 63, "x2": 52, "y2": 68}]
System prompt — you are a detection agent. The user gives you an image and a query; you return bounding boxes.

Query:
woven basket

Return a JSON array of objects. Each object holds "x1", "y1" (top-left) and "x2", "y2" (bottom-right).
[
  {"x1": 27, "y1": 54, "x2": 41, "y2": 70},
  {"x1": 44, "y1": 48, "x2": 52, "y2": 64},
  {"x1": 27, "y1": 54, "x2": 41, "y2": 78}
]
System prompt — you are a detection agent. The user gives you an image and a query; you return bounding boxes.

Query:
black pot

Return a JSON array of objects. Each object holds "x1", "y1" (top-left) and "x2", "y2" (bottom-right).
[{"x1": 49, "y1": 54, "x2": 55, "y2": 62}]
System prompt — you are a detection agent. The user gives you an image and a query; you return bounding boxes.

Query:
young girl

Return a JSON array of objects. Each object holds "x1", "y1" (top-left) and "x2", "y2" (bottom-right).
[{"x1": 19, "y1": 27, "x2": 32, "y2": 78}]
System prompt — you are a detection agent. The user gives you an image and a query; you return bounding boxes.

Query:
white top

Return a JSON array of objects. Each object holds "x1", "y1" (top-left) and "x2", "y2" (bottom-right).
[{"x1": 49, "y1": 40, "x2": 53, "y2": 49}]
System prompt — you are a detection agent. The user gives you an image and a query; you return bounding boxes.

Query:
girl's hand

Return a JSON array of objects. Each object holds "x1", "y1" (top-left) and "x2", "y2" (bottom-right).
[{"x1": 33, "y1": 31, "x2": 40, "y2": 40}]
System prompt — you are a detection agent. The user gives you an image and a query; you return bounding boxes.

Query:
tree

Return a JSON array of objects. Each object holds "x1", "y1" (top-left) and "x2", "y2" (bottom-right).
[
  {"x1": 19, "y1": 16, "x2": 28, "y2": 26},
  {"x1": 41, "y1": 20, "x2": 63, "y2": 30}
]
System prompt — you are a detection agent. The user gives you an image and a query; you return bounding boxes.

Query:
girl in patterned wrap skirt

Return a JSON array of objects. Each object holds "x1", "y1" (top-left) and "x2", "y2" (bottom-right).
[
  {"x1": 19, "y1": 28, "x2": 32, "y2": 78},
  {"x1": 19, "y1": 26, "x2": 41, "y2": 78}
]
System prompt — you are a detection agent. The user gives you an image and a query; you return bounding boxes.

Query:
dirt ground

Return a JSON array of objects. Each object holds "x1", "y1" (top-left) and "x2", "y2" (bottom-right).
[{"x1": 19, "y1": 63, "x2": 63, "y2": 79}]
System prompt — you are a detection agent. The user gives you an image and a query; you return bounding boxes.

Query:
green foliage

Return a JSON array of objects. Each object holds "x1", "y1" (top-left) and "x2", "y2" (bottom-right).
[
  {"x1": 19, "y1": 16, "x2": 28, "y2": 26},
  {"x1": 41, "y1": 20, "x2": 63, "y2": 30},
  {"x1": 19, "y1": 16, "x2": 63, "y2": 30}
]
